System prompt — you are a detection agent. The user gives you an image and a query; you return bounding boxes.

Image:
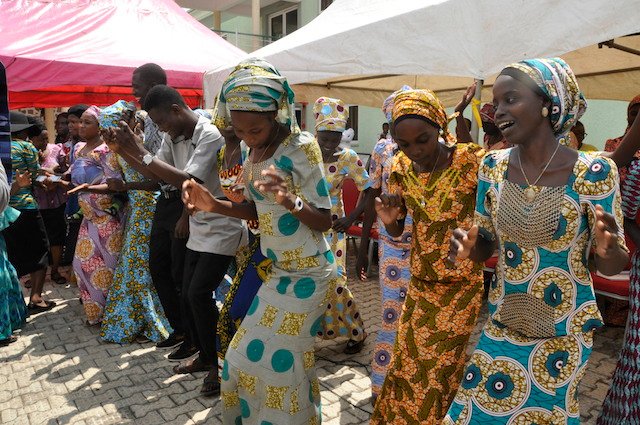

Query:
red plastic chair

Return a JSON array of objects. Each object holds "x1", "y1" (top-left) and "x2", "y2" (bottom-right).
[{"x1": 342, "y1": 178, "x2": 378, "y2": 276}]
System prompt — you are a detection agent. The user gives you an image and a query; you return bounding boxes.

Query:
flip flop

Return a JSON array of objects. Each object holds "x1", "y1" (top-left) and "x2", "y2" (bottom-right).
[
  {"x1": 28, "y1": 300, "x2": 56, "y2": 314},
  {"x1": 200, "y1": 369, "x2": 221, "y2": 397}
]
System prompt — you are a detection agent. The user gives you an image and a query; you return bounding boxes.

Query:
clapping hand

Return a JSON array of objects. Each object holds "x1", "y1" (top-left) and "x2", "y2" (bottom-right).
[{"x1": 448, "y1": 225, "x2": 479, "y2": 263}]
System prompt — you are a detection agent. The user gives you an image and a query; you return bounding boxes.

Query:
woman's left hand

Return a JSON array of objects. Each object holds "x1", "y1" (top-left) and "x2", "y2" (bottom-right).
[
  {"x1": 255, "y1": 165, "x2": 294, "y2": 208},
  {"x1": 594, "y1": 205, "x2": 620, "y2": 258}
]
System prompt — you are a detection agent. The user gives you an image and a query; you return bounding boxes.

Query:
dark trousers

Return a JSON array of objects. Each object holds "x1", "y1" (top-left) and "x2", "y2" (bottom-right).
[
  {"x1": 182, "y1": 249, "x2": 232, "y2": 364},
  {"x1": 149, "y1": 196, "x2": 188, "y2": 335},
  {"x1": 61, "y1": 217, "x2": 81, "y2": 266}
]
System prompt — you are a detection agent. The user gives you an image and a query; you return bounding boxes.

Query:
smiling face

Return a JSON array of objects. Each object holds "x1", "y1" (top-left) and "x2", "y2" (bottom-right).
[
  {"x1": 79, "y1": 112, "x2": 99, "y2": 140},
  {"x1": 148, "y1": 105, "x2": 185, "y2": 140},
  {"x1": 492, "y1": 74, "x2": 551, "y2": 145},
  {"x1": 392, "y1": 117, "x2": 440, "y2": 167},
  {"x1": 316, "y1": 131, "x2": 342, "y2": 157},
  {"x1": 132, "y1": 71, "x2": 155, "y2": 108},
  {"x1": 229, "y1": 111, "x2": 277, "y2": 149}
]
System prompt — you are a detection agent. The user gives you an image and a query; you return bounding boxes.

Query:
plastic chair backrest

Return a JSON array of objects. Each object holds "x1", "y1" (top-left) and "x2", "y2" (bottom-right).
[{"x1": 342, "y1": 178, "x2": 359, "y2": 217}]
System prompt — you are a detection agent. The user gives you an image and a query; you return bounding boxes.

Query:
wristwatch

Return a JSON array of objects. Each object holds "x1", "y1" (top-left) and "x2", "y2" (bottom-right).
[
  {"x1": 142, "y1": 153, "x2": 153, "y2": 166},
  {"x1": 289, "y1": 196, "x2": 304, "y2": 213}
]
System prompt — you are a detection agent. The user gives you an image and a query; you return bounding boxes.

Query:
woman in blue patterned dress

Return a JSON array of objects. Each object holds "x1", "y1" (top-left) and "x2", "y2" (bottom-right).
[
  {"x1": 446, "y1": 58, "x2": 631, "y2": 423},
  {"x1": 100, "y1": 103, "x2": 172, "y2": 343},
  {"x1": 182, "y1": 58, "x2": 337, "y2": 424}
]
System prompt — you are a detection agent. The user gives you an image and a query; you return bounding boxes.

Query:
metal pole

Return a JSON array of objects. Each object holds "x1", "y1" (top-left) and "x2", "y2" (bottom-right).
[
  {"x1": 470, "y1": 79, "x2": 483, "y2": 144},
  {"x1": 251, "y1": 0, "x2": 261, "y2": 51}
]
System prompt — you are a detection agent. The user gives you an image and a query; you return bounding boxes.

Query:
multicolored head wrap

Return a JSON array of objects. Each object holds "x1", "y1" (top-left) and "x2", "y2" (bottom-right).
[
  {"x1": 99, "y1": 100, "x2": 136, "y2": 129},
  {"x1": 84, "y1": 105, "x2": 102, "y2": 122},
  {"x1": 382, "y1": 85, "x2": 412, "y2": 123},
  {"x1": 500, "y1": 57, "x2": 586, "y2": 142},
  {"x1": 313, "y1": 97, "x2": 348, "y2": 132},
  {"x1": 479, "y1": 103, "x2": 496, "y2": 124},
  {"x1": 214, "y1": 58, "x2": 299, "y2": 133},
  {"x1": 391, "y1": 88, "x2": 456, "y2": 144}
]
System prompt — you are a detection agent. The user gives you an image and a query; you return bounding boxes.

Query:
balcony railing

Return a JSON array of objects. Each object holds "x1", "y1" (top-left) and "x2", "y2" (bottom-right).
[{"x1": 213, "y1": 29, "x2": 278, "y2": 52}]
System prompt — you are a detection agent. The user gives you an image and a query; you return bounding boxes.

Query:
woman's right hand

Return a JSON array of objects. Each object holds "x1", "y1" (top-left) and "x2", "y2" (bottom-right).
[
  {"x1": 14, "y1": 170, "x2": 31, "y2": 188},
  {"x1": 374, "y1": 193, "x2": 404, "y2": 226},
  {"x1": 448, "y1": 225, "x2": 479, "y2": 263},
  {"x1": 182, "y1": 178, "x2": 218, "y2": 214}
]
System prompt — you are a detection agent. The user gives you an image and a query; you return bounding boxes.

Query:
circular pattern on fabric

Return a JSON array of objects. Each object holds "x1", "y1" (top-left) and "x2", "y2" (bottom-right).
[
  {"x1": 573, "y1": 157, "x2": 615, "y2": 195},
  {"x1": 316, "y1": 178, "x2": 330, "y2": 197},
  {"x1": 547, "y1": 197, "x2": 580, "y2": 252},
  {"x1": 568, "y1": 232, "x2": 591, "y2": 285},
  {"x1": 266, "y1": 248, "x2": 277, "y2": 262},
  {"x1": 529, "y1": 268, "x2": 575, "y2": 322},
  {"x1": 455, "y1": 350, "x2": 492, "y2": 404},
  {"x1": 483, "y1": 321, "x2": 532, "y2": 345},
  {"x1": 475, "y1": 358, "x2": 529, "y2": 414},
  {"x1": 294, "y1": 277, "x2": 316, "y2": 299},
  {"x1": 271, "y1": 349, "x2": 295, "y2": 373},
  {"x1": 529, "y1": 335, "x2": 580, "y2": 393},
  {"x1": 310, "y1": 315, "x2": 324, "y2": 337},
  {"x1": 75, "y1": 238, "x2": 95, "y2": 260},
  {"x1": 381, "y1": 300, "x2": 402, "y2": 331},
  {"x1": 277, "y1": 213, "x2": 300, "y2": 236},
  {"x1": 247, "y1": 296, "x2": 259, "y2": 315},
  {"x1": 567, "y1": 302, "x2": 600, "y2": 347},
  {"x1": 240, "y1": 398, "x2": 250, "y2": 419},
  {"x1": 246, "y1": 339, "x2": 265, "y2": 362},
  {"x1": 276, "y1": 276, "x2": 292, "y2": 295},
  {"x1": 385, "y1": 264, "x2": 401, "y2": 281},
  {"x1": 507, "y1": 408, "x2": 553, "y2": 425},
  {"x1": 503, "y1": 242, "x2": 538, "y2": 283},
  {"x1": 275, "y1": 155, "x2": 293, "y2": 172},
  {"x1": 488, "y1": 273, "x2": 505, "y2": 306},
  {"x1": 328, "y1": 164, "x2": 337, "y2": 174},
  {"x1": 372, "y1": 344, "x2": 393, "y2": 372},
  {"x1": 91, "y1": 268, "x2": 114, "y2": 290},
  {"x1": 248, "y1": 183, "x2": 265, "y2": 201}
]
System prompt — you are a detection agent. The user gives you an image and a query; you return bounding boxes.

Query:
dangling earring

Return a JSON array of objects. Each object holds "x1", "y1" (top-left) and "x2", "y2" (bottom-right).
[{"x1": 541, "y1": 107, "x2": 549, "y2": 118}]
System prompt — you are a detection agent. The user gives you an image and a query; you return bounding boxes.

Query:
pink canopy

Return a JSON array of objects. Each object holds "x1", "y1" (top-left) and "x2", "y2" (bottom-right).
[{"x1": 0, "y1": 0, "x2": 245, "y2": 108}]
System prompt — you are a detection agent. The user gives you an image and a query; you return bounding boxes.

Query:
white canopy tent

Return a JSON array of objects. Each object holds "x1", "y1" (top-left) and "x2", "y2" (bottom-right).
[{"x1": 203, "y1": 0, "x2": 640, "y2": 109}]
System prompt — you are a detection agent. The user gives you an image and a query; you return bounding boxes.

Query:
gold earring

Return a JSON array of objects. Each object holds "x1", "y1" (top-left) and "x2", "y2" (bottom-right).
[{"x1": 542, "y1": 107, "x2": 549, "y2": 117}]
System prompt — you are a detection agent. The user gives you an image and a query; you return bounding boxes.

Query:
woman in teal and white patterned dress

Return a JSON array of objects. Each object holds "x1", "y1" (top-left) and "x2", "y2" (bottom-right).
[
  {"x1": 446, "y1": 58, "x2": 630, "y2": 424},
  {"x1": 182, "y1": 58, "x2": 337, "y2": 425}
]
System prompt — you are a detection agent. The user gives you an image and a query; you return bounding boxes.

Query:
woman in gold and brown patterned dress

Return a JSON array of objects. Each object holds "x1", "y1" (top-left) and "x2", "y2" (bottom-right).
[{"x1": 370, "y1": 88, "x2": 485, "y2": 424}]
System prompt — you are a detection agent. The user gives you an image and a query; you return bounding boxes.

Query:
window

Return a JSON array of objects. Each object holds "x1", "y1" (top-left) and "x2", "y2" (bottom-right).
[
  {"x1": 320, "y1": 0, "x2": 333, "y2": 11},
  {"x1": 269, "y1": 7, "x2": 298, "y2": 40}
]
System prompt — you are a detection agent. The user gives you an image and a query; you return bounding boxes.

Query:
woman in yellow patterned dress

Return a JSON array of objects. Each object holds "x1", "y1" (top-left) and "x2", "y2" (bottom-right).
[
  {"x1": 313, "y1": 97, "x2": 369, "y2": 354},
  {"x1": 371, "y1": 88, "x2": 485, "y2": 424}
]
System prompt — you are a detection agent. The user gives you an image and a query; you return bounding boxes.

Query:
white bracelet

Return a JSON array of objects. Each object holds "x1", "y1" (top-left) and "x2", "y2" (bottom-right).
[{"x1": 289, "y1": 196, "x2": 304, "y2": 213}]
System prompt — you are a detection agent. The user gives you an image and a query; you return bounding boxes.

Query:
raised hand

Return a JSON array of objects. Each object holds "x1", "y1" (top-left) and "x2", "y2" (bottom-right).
[
  {"x1": 374, "y1": 193, "x2": 404, "y2": 226},
  {"x1": 14, "y1": 170, "x2": 31, "y2": 188},
  {"x1": 594, "y1": 204, "x2": 620, "y2": 258},
  {"x1": 454, "y1": 81, "x2": 477, "y2": 114},
  {"x1": 255, "y1": 165, "x2": 291, "y2": 206},
  {"x1": 182, "y1": 178, "x2": 218, "y2": 214},
  {"x1": 332, "y1": 216, "x2": 353, "y2": 233},
  {"x1": 448, "y1": 225, "x2": 479, "y2": 263},
  {"x1": 112, "y1": 121, "x2": 144, "y2": 157}
]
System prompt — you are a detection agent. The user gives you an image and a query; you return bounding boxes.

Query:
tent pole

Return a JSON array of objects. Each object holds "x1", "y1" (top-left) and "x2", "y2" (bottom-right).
[
  {"x1": 470, "y1": 79, "x2": 483, "y2": 144},
  {"x1": 44, "y1": 108, "x2": 55, "y2": 144}
]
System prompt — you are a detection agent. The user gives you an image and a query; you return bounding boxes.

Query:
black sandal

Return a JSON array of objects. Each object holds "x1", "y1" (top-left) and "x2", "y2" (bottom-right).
[
  {"x1": 27, "y1": 300, "x2": 56, "y2": 314},
  {"x1": 0, "y1": 335, "x2": 18, "y2": 346},
  {"x1": 200, "y1": 369, "x2": 220, "y2": 397},
  {"x1": 173, "y1": 357, "x2": 213, "y2": 375},
  {"x1": 344, "y1": 332, "x2": 367, "y2": 354}
]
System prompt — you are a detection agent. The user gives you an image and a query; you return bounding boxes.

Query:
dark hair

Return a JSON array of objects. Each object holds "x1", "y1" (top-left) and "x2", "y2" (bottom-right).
[
  {"x1": 144, "y1": 85, "x2": 187, "y2": 112},
  {"x1": 134, "y1": 63, "x2": 167, "y2": 86},
  {"x1": 67, "y1": 104, "x2": 89, "y2": 118},
  {"x1": 56, "y1": 112, "x2": 69, "y2": 121},
  {"x1": 393, "y1": 113, "x2": 440, "y2": 130},
  {"x1": 26, "y1": 115, "x2": 46, "y2": 138}
]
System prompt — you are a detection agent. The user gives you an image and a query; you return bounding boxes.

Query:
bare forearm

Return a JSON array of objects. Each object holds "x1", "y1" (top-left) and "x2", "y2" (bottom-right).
[
  {"x1": 125, "y1": 180, "x2": 159, "y2": 191},
  {"x1": 455, "y1": 115, "x2": 473, "y2": 143},
  {"x1": 209, "y1": 199, "x2": 259, "y2": 221},
  {"x1": 117, "y1": 151, "x2": 160, "y2": 183},
  {"x1": 604, "y1": 115, "x2": 640, "y2": 167}
]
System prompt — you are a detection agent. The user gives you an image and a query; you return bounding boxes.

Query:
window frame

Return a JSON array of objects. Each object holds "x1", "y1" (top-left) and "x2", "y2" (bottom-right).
[{"x1": 268, "y1": 5, "x2": 299, "y2": 40}]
